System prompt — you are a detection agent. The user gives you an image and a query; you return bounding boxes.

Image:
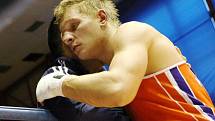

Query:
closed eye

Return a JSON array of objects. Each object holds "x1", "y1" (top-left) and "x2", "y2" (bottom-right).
[
  {"x1": 70, "y1": 20, "x2": 80, "y2": 31},
  {"x1": 60, "y1": 19, "x2": 80, "y2": 36},
  {"x1": 71, "y1": 24, "x2": 78, "y2": 31}
]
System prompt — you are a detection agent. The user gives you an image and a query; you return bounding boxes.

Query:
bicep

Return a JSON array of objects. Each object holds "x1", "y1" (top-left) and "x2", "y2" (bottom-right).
[{"x1": 109, "y1": 43, "x2": 148, "y2": 102}]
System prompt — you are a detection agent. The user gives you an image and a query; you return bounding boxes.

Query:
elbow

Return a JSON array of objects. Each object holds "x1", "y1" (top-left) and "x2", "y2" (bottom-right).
[
  {"x1": 117, "y1": 93, "x2": 135, "y2": 107},
  {"x1": 111, "y1": 94, "x2": 134, "y2": 107}
]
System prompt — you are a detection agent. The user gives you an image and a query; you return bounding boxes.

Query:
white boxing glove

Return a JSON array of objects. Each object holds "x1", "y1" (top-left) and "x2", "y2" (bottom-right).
[{"x1": 36, "y1": 66, "x2": 69, "y2": 103}]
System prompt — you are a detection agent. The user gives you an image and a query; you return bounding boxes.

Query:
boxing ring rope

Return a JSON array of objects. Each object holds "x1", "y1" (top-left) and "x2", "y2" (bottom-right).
[
  {"x1": 203, "y1": 0, "x2": 215, "y2": 28},
  {"x1": 0, "y1": 106, "x2": 58, "y2": 121}
]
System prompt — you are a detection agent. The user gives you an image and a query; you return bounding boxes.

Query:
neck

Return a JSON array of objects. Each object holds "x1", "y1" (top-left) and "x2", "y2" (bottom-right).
[{"x1": 98, "y1": 23, "x2": 118, "y2": 65}]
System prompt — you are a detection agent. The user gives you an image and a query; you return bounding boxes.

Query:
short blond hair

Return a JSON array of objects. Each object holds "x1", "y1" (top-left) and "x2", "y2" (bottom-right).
[{"x1": 54, "y1": 0, "x2": 120, "y2": 27}]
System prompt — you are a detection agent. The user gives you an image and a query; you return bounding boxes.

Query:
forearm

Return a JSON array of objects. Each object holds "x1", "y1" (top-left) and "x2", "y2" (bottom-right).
[{"x1": 61, "y1": 71, "x2": 124, "y2": 107}]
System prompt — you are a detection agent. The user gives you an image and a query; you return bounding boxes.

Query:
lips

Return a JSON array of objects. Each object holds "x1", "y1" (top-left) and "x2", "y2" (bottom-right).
[{"x1": 72, "y1": 44, "x2": 80, "y2": 52}]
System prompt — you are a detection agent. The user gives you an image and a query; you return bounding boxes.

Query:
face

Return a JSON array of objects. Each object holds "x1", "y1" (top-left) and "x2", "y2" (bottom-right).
[{"x1": 60, "y1": 7, "x2": 105, "y2": 60}]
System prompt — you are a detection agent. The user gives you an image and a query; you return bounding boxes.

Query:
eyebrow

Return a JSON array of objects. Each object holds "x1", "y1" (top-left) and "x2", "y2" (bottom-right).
[{"x1": 60, "y1": 18, "x2": 80, "y2": 33}]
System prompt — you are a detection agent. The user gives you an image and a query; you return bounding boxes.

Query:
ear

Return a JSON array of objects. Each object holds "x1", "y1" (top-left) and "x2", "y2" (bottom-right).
[{"x1": 97, "y1": 9, "x2": 107, "y2": 26}]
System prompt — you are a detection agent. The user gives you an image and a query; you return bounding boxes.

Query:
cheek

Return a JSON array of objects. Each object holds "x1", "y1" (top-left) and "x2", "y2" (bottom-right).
[
  {"x1": 80, "y1": 22, "x2": 100, "y2": 37},
  {"x1": 82, "y1": 42, "x2": 96, "y2": 54},
  {"x1": 76, "y1": 28, "x2": 92, "y2": 41},
  {"x1": 76, "y1": 23, "x2": 101, "y2": 46}
]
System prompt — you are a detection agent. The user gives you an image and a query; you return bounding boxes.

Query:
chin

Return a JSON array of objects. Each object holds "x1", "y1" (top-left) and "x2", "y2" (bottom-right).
[
  {"x1": 77, "y1": 54, "x2": 91, "y2": 60},
  {"x1": 78, "y1": 53, "x2": 96, "y2": 60},
  {"x1": 77, "y1": 49, "x2": 98, "y2": 60}
]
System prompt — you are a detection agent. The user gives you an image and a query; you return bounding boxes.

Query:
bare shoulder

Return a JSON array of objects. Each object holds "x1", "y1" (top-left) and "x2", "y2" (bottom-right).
[
  {"x1": 119, "y1": 21, "x2": 155, "y2": 33},
  {"x1": 113, "y1": 21, "x2": 157, "y2": 48}
]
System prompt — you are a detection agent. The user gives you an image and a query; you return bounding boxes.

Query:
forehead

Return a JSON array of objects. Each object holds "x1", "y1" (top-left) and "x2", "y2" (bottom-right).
[{"x1": 60, "y1": 7, "x2": 90, "y2": 31}]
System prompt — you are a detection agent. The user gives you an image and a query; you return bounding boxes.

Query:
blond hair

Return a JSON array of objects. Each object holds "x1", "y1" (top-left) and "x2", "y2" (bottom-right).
[{"x1": 54, "y1": 0, "x2": 120, "y2": 27}]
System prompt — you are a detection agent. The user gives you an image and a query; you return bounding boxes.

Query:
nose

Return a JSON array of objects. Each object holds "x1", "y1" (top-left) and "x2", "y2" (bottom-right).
[{"x1": 61, "y1": 32, "x2": 74, "y2": 46}]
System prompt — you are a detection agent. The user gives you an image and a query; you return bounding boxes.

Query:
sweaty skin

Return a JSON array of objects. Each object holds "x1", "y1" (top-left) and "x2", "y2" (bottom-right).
[{"x1": 58, "y1": 6, "x2": 184, "y2": 107}]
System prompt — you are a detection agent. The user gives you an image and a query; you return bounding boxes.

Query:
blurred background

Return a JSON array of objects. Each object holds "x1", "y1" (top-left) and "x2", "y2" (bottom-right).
[{"x1": 0, "y1": 0, "x2": 214, "y2": 108}]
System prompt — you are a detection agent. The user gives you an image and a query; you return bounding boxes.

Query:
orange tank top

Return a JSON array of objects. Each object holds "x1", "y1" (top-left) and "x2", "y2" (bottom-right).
[{"x1": 126, "y1": 61, "x2": 215, "y2": 121}]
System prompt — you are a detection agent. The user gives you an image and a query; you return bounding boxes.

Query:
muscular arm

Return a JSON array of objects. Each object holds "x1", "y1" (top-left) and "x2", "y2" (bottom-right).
[{"x1": 62, "y1": 22, "x2": 151, "y2": 107}]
